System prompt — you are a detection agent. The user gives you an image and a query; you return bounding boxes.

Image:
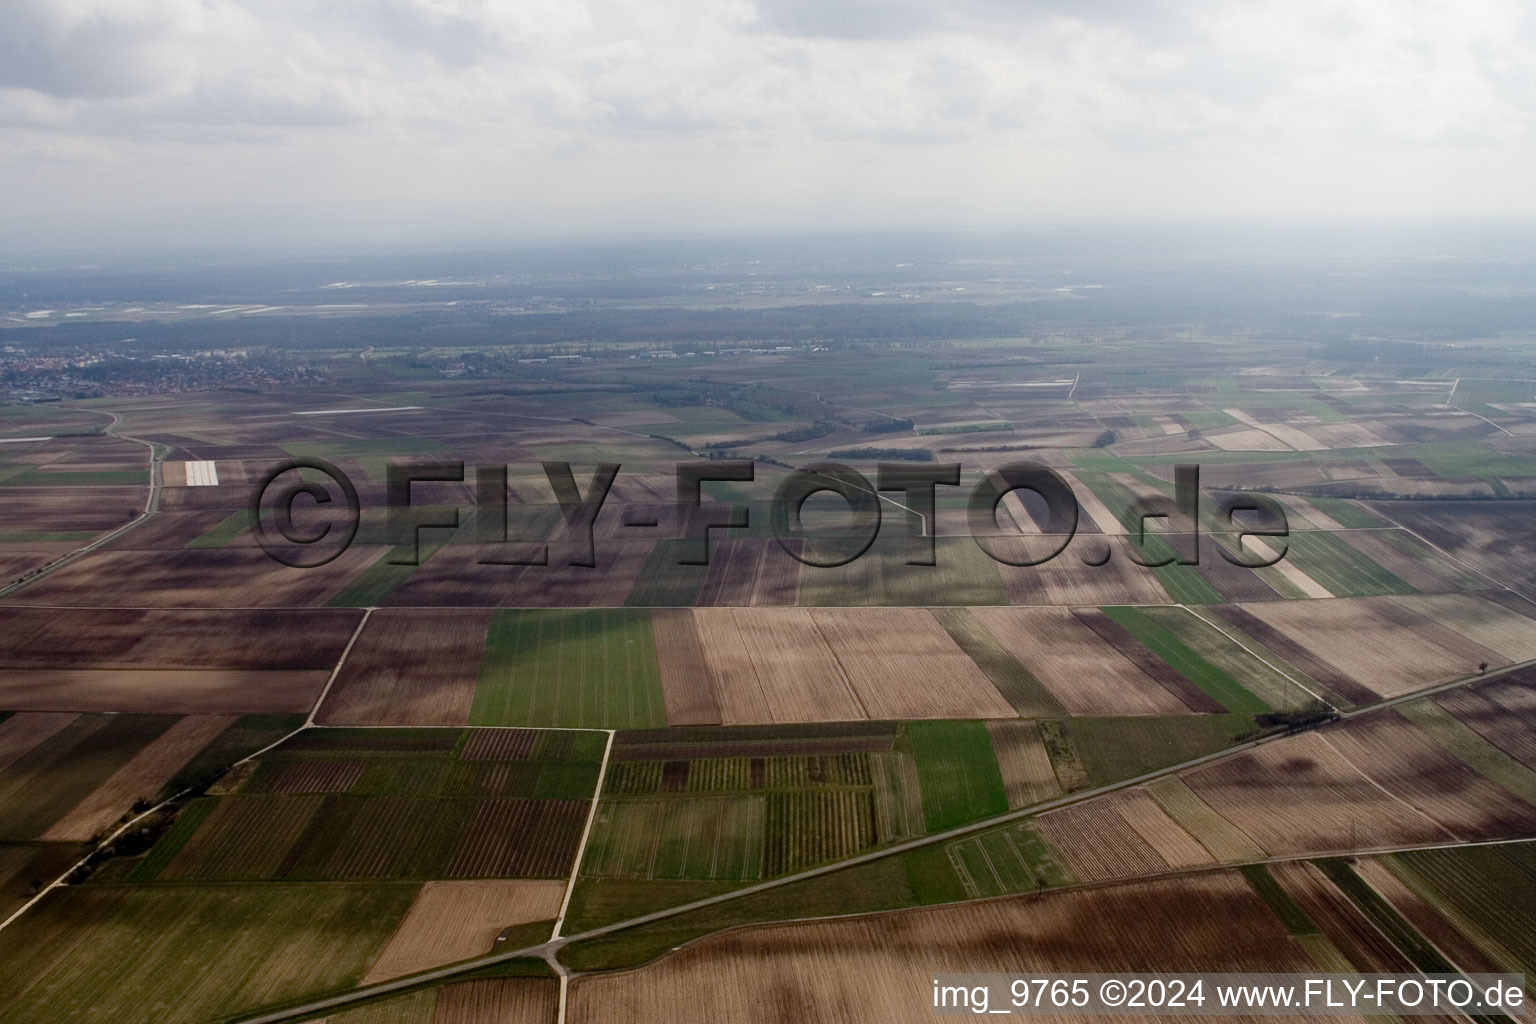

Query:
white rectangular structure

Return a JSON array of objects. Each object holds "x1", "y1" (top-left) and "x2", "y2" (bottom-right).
[{"x1": 184, "y1": 461, "x2": 219, "y2": 486}]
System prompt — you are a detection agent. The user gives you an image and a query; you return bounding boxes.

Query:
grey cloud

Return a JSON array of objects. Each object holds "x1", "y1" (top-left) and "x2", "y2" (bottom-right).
[
  {"x1": 750, "y1": 0, "x2": 1187, "y2": 41},
  {"x1": 0, "y1": 0, "x2": 188, "y2": 98}
]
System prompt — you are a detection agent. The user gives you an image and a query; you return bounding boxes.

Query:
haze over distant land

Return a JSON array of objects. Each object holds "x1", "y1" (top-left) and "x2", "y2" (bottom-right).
[{"x1": 3, "y1": 0, "x2": 1535, "y2": 249}]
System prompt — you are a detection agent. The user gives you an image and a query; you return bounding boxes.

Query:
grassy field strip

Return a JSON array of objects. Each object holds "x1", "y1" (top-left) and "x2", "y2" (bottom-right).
[
  {"x1": 1099, "y1": 605, "x2": 1271, "y2": 714},
  {"x1": 1283, "y1": 530, "x2": 1417, "y2": 598},
  {"x1": 1241, "y1": 536, "x2": 1332, "y2": 598},
  {"x1": 553, "y1": 730, "x2": 616, "y2": 939},
  {"x1": 1180, "y1": 605, "x2": 1330, "y2": 707},
  {"x1": 1395, "y1": 701, "x2": 1536, "y2": 806},
  {"x1": 472, "y1": 610, "x2": 667, "y2": 729},
  {"x1": 185, "y1": 510, "x2": 250, "y2": 548}
]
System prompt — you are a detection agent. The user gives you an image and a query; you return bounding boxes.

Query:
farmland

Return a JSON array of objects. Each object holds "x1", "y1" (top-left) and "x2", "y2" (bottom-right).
[
  {"x1": 0, "y1": 883, "x2": 417, "y2": 1024},
  {"x1": 7, "y1": 241, "x2": 1536, "y2": 1023},
  {"x1": 472, "y1": 609, "x2": 667, "y2": 729},
  {"x1": 123, "y1": 728, "x2": 603, "y2": 883},
  {"x1": 567, "y1": 872, "x2": 1322, "y2": 1023}
]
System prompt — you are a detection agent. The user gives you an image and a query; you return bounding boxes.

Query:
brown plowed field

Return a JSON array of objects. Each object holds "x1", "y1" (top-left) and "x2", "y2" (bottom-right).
[
  {"x1": 985, "y1": 721, "x2": 1060, "y2": 809},
  {"x1": 0, "y1": 608, "x2": 361, "y2": 670},
  {"x1": 318, "y1": 610, "x2": 490, "y2": 726},
  {"x1": 0, "y1": 712, "x2": 79, "y2": 773},
  {"x1": 5, "y1": 545, "x2": 383, "y2": 607},
  {"x1": 1209, "y1": 605, "x2": 1377, "y2": 706},
  {"x1": 970, "y1": 607, "x2": 1191, "y2": 715},
  {"x1": 652, "y1": 609, "x2": 721, "y2": 726},
  {"x1": 1398, "y1": 593, "x2": 1536, "y2": 661},
  {"x1": 1323, "y1": 712, "x2": 1536, "y2": 839},
  {"x1": 1478, "y1": 668, "x2": 1536, "y2": 715},
  {"x1": 1357, "y1": 597, "x2": 1504, "y2": 668},
  {"x1": 1034, "y1": 798, "x2": 1171, "y2": 882},
  {"x1": 808, "y1": 609, "x2": 1014, "y2": 720},
  {"x1": 693, "y1": 609, "x2": 866, "y2": 724},
  {"x1": 1238, "y1": 599, "x2": 1471, "y2": 698},
  {"x1": 43, "y1": 715, "x2": 234, "y2": 840},
  {"x1": 691, "y1": 609, "x2": 773, "y2": 724},
  {"x1": 362, "y1": 880, "x2": 564, "y2": 982},
  {"x1": 0, "y1": 486, "x2": 147, "y2": 532},
  {"x1": 1435, "y1": 689, "x2": 1536, "y2": 767},
  {"x1": 0, "y1": 669, "x2": 329, "y2": 714},
  {"x1": 1112, "y1": 789, "x2": 1214, "y2": 868},
  {"x1": 1182, "y1": 732, "x2": 1447, "y2": 855},
  {"x1": 569, "y1": 871, "x2": 1328, "y2": 1024},
  {"x1": 697, "y1": 539, "x2": 800, "y2": 606}
]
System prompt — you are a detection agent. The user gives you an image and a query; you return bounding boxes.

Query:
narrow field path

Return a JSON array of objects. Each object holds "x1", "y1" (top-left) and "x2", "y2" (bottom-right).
[{"x1": 0, "y1": 408, "x2": 165, "y2": 599}]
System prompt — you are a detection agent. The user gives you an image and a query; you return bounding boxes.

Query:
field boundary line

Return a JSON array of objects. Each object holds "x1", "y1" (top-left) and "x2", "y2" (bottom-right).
[
  {"x1": 1312, "y1": 732, "x2": 1462, "y2": 843},
  {"x1": 552, "y1": 728, "x2": 615, "y2": 939},
  {"x1": 1180, "y1": 604, "x2": 1332, "y2": 708},
  {"x1": 306, "y1": 607, "x2": 375, "y2": 726},
  {"x1": 1364, "y1": 504, "x2": 1536, "y2": 603}
]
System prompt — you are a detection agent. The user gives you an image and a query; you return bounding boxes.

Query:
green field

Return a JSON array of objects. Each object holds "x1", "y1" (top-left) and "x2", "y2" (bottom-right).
[
  {"x1": 906, "y1": 720, "x2": 1009, "y2": 832},
  {"x1": 1059, "y1": 715, "x2": 1255, "y2": 788},
  {"x1": 1135, "y1": 606, "x2": 1315, "y2": 709},
  {"x1": 185, "y1": 510, "x2": 250, "y2": 548},
  {"x1": 581, "y1": 796, "x2": 766, "y2": 881},
  {"x1": 1239, "y1": 864, "x2": 1319, "y2": 936},
  {"x1": 472, "y1": 609, "x2": 667, "y2": 728},
  {"x1": 1282, "y1": 530, "x2": 1416, "y2": 597},
  {"x1": 1386, "y1": 844, "x2": 1536, "y2": 975},
  {"x1": 1101, "y1": 606, "x2": 1272, "y2": 713},
  {"x1": 945, "y1": 822, "x2": 1075, "y2": 898},
  {"x1": 0, "y1": 714, "x2": 180, "y2": 840},
  {"x1": 326, "y1": 538, "x2": 449, "y2": 607},
  {"x1": 1318, "y1": 859, "x2": 1458, "y2": 974},
  {"x1": 0, "y1": 882, "x2": 416, "y2": 1024}
]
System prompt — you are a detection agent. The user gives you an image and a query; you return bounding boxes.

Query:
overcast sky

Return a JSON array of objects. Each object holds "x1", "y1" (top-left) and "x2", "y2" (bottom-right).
[{"x1": 3, "y1": 0, "x2": 1534, "y2": 248}]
